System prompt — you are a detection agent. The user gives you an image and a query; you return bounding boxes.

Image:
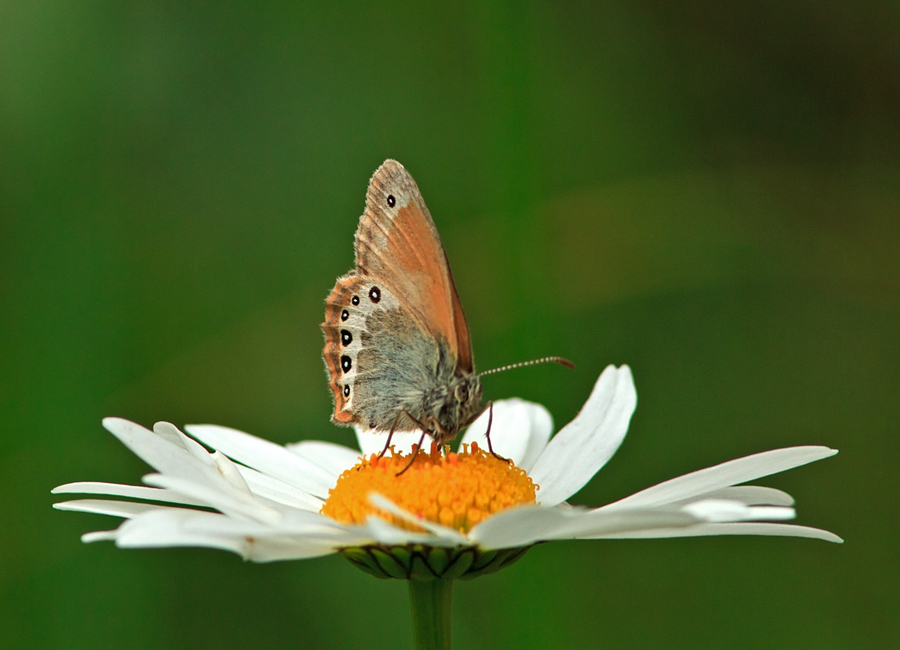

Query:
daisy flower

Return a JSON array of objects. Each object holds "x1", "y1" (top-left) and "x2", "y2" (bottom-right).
[
  {"x1": 53, "y1": 365, "x2": 839, "y2": 649},
  {"x1": 53, "y1": 363, "x2": 839, "y2": 565}
]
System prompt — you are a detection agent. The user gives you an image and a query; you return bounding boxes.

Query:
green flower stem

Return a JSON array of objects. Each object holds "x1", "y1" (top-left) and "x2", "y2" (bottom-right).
[{"x1": 408, "y1": 578, "x2": 452, "y2": 650}]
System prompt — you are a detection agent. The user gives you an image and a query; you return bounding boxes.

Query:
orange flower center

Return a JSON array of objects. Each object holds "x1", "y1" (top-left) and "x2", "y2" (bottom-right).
[{"x1": 321, "y1": 442, "x2": 538, "y2": 534}]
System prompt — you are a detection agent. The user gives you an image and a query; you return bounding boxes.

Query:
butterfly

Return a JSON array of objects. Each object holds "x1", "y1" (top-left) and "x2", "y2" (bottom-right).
[{"x1": 322, "y1": 160, "x2": 570, "y2": 458}]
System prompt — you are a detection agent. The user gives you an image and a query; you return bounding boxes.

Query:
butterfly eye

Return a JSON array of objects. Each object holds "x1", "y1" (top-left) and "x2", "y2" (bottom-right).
[
  {"x1": 455, "y1": 384, "x2": 469, "y2": 402},
  {"x1": 387, "y1": 194, "x2": 396, "y2": 208}
]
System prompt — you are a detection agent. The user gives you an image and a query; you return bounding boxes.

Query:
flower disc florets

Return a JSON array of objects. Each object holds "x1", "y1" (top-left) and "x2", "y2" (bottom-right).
[{"x1": 322, "y1": 442, "x2": 537, "y2": 534}]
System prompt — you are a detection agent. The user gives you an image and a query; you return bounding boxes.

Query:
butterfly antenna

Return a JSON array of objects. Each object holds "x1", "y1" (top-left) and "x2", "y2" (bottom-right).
[{"x1": 478, "y1": 356, "x2": 574, "y2": 378}]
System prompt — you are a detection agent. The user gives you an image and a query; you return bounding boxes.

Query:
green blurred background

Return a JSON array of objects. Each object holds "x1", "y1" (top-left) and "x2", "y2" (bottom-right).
[{"x1": 2, "y1": 2, "x2": 898, "y2": 648}]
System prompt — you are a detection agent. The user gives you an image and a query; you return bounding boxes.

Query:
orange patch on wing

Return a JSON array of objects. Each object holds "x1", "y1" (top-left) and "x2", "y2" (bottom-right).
[
  {"x1": 389, "y1": 203, "x2": 469, "y2": 367},
  {"x1": 332, "y1": 409, "x2": 355, "y2": 424}
]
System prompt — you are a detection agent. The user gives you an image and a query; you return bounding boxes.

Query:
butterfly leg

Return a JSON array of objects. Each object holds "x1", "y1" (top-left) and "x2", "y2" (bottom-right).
[
  {"x1": 396, "y1": 429, "x2": 429, "y2": 477},
  {"x1": 484, "y1": 401, "x2": 510, "y2": 463},
  {"x1": 377, "y1": 412, "x2": 403, "y2": 459},
  {"x1": 393, "y1": 410, "x2": 436, "y2": 476}
]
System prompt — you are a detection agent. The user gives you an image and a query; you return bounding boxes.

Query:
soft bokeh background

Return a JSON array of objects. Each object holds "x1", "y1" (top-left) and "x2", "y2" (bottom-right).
[{"x1": 3, "y1": 2, "x2": 898, "y2": 648}]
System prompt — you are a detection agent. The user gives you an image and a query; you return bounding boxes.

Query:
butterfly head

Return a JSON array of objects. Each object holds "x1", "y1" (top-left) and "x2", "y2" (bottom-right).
[{"x1": 423, "y1": 372, "x2": 484, "y2": 447}]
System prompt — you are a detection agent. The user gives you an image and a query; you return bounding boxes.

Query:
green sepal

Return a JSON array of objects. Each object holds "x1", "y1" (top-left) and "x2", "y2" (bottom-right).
[
  {"x1": 338, "y1": 544, "x2": 531, "y2": 581},
  {"x1": 439, "y1": 548, "x2": 475, "y2": 580},
  {"x1": 369, "y1": 547, "x2": 408, "y2": 579},
  {"x1": 424, "y1": 547, "x2": 451, "y2": 575},
  {"x1": 459, "y1": 546, "x2": 529, "y2": 579}
]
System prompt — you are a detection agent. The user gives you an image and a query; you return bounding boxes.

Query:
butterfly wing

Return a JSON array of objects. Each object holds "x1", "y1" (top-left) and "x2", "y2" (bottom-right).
[
  {"x1": 321, "y1": 160, "x2": 477, "y2": 432},
  {"x1": 322, "y1": 270, "x2": 447, "y2": 430},
  {"x1": 354, "y1": 159, "x2": 474, "y2": 372},
  {"x1": 322, "y1": 273, "x2": 367, "y2": 425}
]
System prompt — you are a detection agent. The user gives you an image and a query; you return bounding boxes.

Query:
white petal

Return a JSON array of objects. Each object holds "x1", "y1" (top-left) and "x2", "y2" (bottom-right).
[
  {"x1": 241, "y1": 539, "x2": 341, "y2": 562},
  {"x1": 51, "y1": 481, "x2": 206, "y2": 506},
  {"x1": 82, "y1": 530, "x2": 119, "y2": 543},
  {"x1": 209, "y1": 451, "x2": 253, "y2": 493},
  {"x1": 367, "y1": 493, "x2": 469, "y2": 546},
  {"x1": 285, "y1": 440, "x2": 361, "y2": 480},
  {"x1": 468, "y1": 506, "x2": 586, "y2": 549},
  {"x1": 460, "y1": 399, "x2": 553, "y2": 471},
  {"x1": 743, "y1": 506, "x2": 796, "y2": 520},
  {"x1": 102, "y1": 418, "x2": 217, "y2": 481},
  {"x1": 681, "y1": 499, "x2": 795, "y2": 523},
  {"x1": 358, "y1": 516, "x2": 452, "y2": 547},
  {"x1": 233, "y1": 466, "x2": 324, "y2": 512},
  {"x1": 604, "y1": 446, "x2": 838, "y2": 510},
  {"x1": 590, "y1": 522, "x2": 843, "y2": 543},
  {"x1": 111, "y1": 509, "x2": 342, "y2": 561},
  {"x1": 142, "y1": 473, "x2": 284, "y2": 526},
  {"x1": 137, "y1": 474, "x2": 334, "y2": 535},
  {"x1": 153, "y1": 422, "x2": 216, "y2": 466},
  {"x1": 354, "y1": 426, "x2": 425, "y2": 457},
  {"x1": 184, "y1": 424, "x2": 335, "y2": 499},
  {"x1": 103, "y1": 420, "x2": 271, "y2": 506},
  {"x1": 470, "y1": 503, "x2": 698, "y2": 549},
  {"x1": 669, "y1": 486, "x2": 794, "y2": 507},
  {"x1": 529, "y1": 366, "x2": 637, "y2": 506},
  {"x1": 53, "y1": 499, "x2": 168, "y2": 518}
]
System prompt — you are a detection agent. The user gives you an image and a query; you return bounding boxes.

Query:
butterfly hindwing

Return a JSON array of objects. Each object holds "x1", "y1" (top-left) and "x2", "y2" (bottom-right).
[
  {"x1": 323, "y1": 270, "x2": 446, "y2": 430},
  {"x1": 322, "y1": 274, "x2": 366, "y2": 423}
]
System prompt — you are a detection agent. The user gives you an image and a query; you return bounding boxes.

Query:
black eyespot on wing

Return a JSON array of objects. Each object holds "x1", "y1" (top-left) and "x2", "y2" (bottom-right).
[
  {"x1": 343, "y1": 385, "x2": 350, "y2": 397},
  {"x1": 351, "y1": 296, "x2": 360, "y2": 306},
  {"x1": 341, "y1": 309, "x2": 349, "y2": 321},
  {"x1": 369, "y1": 286, "x2": 381, "y2": 303},
  {"x1": 387, "y1": 195, "x2": 396, "y2": 208},
  {"x1": 341, "y1": 356, "x2": 352, "y2": 372},
  {"x1": 341, "y1": 330, "x2": 352, "y2": 345}
]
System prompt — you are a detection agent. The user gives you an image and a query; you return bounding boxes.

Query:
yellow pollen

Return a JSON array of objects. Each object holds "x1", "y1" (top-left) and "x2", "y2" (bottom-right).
[{"x1": 321, "y1": 442, "x2": 538, "y2": 534}]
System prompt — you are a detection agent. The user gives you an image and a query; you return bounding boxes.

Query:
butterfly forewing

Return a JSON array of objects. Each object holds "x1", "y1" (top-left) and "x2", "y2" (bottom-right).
[{"x1": 355, "y1": 160, "x2": 473, "y2": 372}]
